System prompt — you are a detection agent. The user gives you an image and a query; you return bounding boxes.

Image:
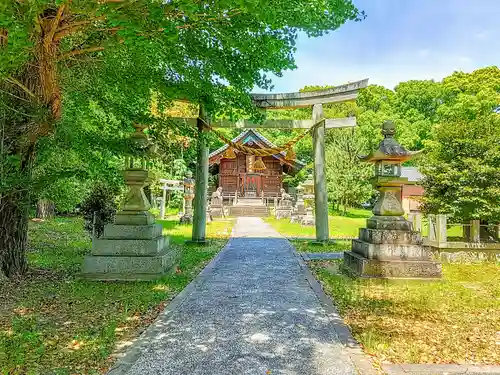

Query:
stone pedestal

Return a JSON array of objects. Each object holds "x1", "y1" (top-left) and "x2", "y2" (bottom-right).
[
  {"x1": 209, "y1": 187, "x2": 224, "y2": 218},
  {"x1": 276, "y1": 206, "x2": 292, "y2": 219},
  {"x1": 210, "y1": 204, "x2": 224, "y2": 218},
  {"x1": 275, "y1": 194, "x2": 293, "y2": 219},
  {"x1": 301, "y1": 207, "x2": 315, "y2": 226},
  {"x1": 344, "y1": 216, "x2": 442, "y2": 279},
  {"x1": 82, "y1": 223, "x2": 177, "y2": 280}
]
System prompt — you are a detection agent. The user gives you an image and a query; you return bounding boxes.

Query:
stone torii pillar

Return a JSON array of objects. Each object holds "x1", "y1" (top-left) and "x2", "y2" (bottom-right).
[
  {"x1": 312, "y1": 104, "x2": 329, "y2": 242},
  {"x1": 191, "y1": 104, "x2": 209, "y2": 243}
]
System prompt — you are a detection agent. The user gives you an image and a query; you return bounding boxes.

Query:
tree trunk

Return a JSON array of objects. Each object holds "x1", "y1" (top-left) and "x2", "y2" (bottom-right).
[
  {"x1": 0, "y1": 192, "x2": 29, "y2": 278},
  {"x1": 36, "y1": 199, "x2": 55, "y2": 219}
]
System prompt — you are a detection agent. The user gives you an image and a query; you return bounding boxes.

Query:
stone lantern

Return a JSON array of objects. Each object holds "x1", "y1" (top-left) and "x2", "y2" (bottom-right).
[
  {"x1": 82, "y1": 125, "x2": 177, "y2": 280},
  {"x1": 180, "y1": 170, "x2": 195, "y2": 224},
  {"x1": 343, "y1": 121, "x2": 441, "y2": 279},
  {"x1": 362, "y1": 120, "x2": 413, "y2": 224},
  {"x1": 116, "y1": 124, "x2": 154, "y2": 225}
]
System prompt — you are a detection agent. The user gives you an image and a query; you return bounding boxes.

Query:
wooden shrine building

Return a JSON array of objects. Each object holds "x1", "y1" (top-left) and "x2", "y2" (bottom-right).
[{"x1": 208, "y1": 129, "x2": 305, "y2": 198}]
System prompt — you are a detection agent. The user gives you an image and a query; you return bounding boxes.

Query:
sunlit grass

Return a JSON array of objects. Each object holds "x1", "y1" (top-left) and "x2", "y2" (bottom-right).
[
  {"x1": 311, "y1": 261, "x2": 500, "y2": 365},
  {"x1": 265, "y1": 207, "x2": 371, "y2": 239},
  {"x1": 292, "y1": 240, "x2": 351, "y2": 253},
  {"x1": 0, "y1": 217, "x2": 234, "y2": 374}
]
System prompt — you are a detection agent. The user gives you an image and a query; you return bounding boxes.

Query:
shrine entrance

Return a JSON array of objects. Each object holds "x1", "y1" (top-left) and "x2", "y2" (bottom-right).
[
  {"x1": 209, "y1": 129, "x2": 305, "y2": 200},
  {"x1": 241, "y1": 173, "x2": 260, "y2": 197},
  {"x1": 169, "y1": 79, "x2": 369, "y2": 242}
]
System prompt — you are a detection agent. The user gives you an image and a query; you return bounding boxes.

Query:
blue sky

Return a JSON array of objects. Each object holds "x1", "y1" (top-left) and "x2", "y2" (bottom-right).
[{"x1": 259, "y1": 0, "x2": 500, "y2": 93}]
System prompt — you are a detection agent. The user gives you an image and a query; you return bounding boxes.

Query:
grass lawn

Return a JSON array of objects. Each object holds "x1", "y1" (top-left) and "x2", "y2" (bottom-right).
[
  {"x1": 292, "y1": 240, "x2": 351, "y2": 253},
  {"x1": 311, "y1": 261, "x2": 500, "y2": 366},
  {"x1": 0, "y1": 217, "x2": 234, "y2": 375},
  {"x1": 265, "y1": 207, "x2": 372, "y2": 239}
]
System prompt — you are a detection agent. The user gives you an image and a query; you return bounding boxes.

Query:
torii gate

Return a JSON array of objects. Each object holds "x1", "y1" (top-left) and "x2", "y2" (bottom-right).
[{"x1": 172, "y1": 79, "x2": 369, "y2": 243}]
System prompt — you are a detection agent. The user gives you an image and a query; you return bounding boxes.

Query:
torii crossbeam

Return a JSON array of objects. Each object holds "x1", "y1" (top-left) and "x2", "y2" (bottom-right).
[{"x1": 178, "y1": 79, "x2": 369, "y2": 243}]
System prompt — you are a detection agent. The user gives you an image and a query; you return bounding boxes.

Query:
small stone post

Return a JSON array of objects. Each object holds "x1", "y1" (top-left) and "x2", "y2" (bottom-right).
[
  {"x1": 470, "y1": 219, "x2": 481, "y2": 243},
  {"x1": 428, "y1": 214, "x2": 436, "y2": 242},
  {"x1": 436, "y1": 214, "x2": 448, "y2": 247},
  {"x1": 312, "y1": 103, "x2": 329, "y2": 242},
  {"x1": 191, "y1": 104, "x2": 210, "y2": 243},
  {"x1": 408, "y1": 212, "x2": 422, "y2": 232},
  {"x1": 159, "y1": 184, "x2": 167, "y2": 219}
]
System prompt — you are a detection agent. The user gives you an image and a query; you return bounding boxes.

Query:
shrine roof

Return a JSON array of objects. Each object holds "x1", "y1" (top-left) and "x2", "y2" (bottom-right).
[{"x1": 208, "y1": 129, "x2": 305, "y2": 175}]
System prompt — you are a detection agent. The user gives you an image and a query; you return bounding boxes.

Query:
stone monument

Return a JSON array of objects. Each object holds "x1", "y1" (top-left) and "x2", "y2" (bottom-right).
[
  {"x1": 209, "y1": 187, "x2": 225, "y2": 218},
  {"x1": 180, "y1": 171, "x2": 194, "y2": 224},
  {"x1": 290, "y1": 185, "x2": 306, "y2": 224},
  {"x1": 82, "y1": 125, "x2": 177, "y2": 280},
  {"x1": 344, "y1": 121, "x2": 442, "y2": 279},
  {"x1": 275, "y1": 188, "x2": 293, "y2": 219}
]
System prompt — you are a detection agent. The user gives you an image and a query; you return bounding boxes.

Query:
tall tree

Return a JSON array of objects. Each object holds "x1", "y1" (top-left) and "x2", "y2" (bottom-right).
[
  {"x1": 0, "y1": 0, "x2": 361, "y2": 277},
  {"x1": 419, "y1": 67, "x2": 500, "y2": 222}
]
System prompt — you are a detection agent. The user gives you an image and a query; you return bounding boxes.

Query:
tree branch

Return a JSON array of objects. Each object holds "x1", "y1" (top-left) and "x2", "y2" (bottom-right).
[
  {"x1": 0, "y1": 29, "x2": 7, "y2": 47},
  {"x1": 4, "y1": 77, "x2": 36, "y2": 99},
  {"x1": 58, "y1": 46, "x2": 105, "y2": 60},
  {"x1": 46, "y1": 4, "x2": 66, "y2": 44}
]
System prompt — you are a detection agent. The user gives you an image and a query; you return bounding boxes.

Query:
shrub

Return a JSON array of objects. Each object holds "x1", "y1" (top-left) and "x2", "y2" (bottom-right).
[{"x1": 80, "y1": 183, "x2": 119, "y2": 238}]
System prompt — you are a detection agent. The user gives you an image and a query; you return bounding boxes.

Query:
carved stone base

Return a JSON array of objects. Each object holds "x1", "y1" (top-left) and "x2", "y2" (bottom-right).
[
  {"x1": 366, "y1": 215, "x2": 412, "y2": 231},
  {"x1": 210, "y1": 205, "x2": 225, "y2": 218},
  {"x1": 180, "y1": 214, "x2": 193, "y2": 224},
  {"x1": 275, "y1": 208, "x2": 292, "y2": 219},
  {"x1": 290, "y1": 214, "x2": 304, "y2": 224},
  {"x1": 344, "y1": 216, "x2": 442, "y2": 279},
  {"x1": 301, "y1": 215, "x2": 315, "y2": 226},
  {"x1": 82, "y1": 223, "x2": 177, "y2": 281},
  {"x1": 344, "y1": 251, "x2": 442, "y2": 279},
  {"x1": 115, "y1": 210, "x2": 155, "y2": 225}
]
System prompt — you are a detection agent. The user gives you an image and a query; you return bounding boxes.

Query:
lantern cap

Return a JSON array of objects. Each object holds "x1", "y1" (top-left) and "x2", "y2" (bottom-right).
[{"x1": 359, "y1": 120, "x2": 418, "y2": 163}]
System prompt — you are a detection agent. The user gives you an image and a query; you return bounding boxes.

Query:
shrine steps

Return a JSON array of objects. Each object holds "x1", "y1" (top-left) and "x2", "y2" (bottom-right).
[{"x1": 228, "y1": 199, "x2": 270, "y2": 217}]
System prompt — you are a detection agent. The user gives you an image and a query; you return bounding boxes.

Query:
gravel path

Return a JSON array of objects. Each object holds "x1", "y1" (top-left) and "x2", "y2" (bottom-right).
[{"x1": 109, "y1": 217, "x2": 356, "y2": 375}]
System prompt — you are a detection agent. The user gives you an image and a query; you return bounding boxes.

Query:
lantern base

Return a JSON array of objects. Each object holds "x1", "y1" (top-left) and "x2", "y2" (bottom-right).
[
  {"x1": 343, "y1": 215, "x2": 442, "y2": 279},
  {"x1": 115, "y1": 210, "x2": 155, "y2": 225},
  {"x1": 343, "y1": 251, "x2": 442, "y2": 279},
  {"x1": 367, "y1": 215, "x2": 412, "y2": 231},
  {"x1": 82, "y1": 223, "x2": 177, "y2": 281}
]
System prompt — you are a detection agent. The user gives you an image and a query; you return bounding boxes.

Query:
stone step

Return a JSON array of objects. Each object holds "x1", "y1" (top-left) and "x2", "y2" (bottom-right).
[
  {"x1": 352, "y1": 239, "x2": 431, "y2": 260},
  {"x1": 82, "y1": 250, "x2": 178, "y2": 281},
  {"x1": 103, "y1": 223, "x2": 163, "y2": 240},
  {"x1": 92, "y1": 236, "x2": 169, "y2": 256},
  {"x1": 228, "y1": 205, "x2": 269, "y2": 217},
  {"x1": 344, "y1": 251, "x2": 442, "y2": 279},
  {"x1": 236, "y1": 198, "x2": 266, "y2": 206},
  {"x1": 359, "y1": 228, "x2": 422, "y2": 245}
]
